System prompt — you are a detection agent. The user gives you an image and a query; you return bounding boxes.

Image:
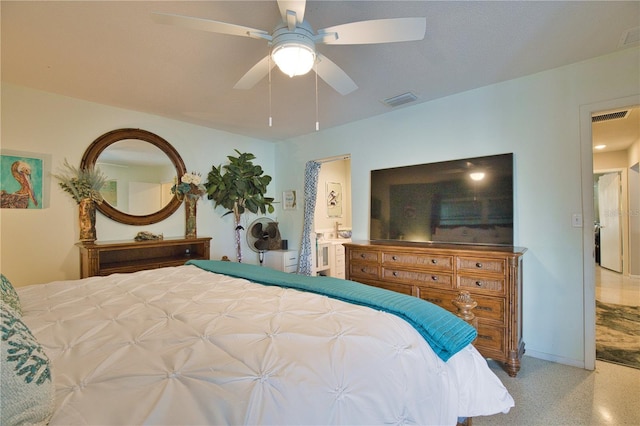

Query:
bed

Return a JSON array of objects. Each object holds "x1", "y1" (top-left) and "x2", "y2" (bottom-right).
[{"x1": 2, "y1": 260, "x2": 514, "y2": 425}]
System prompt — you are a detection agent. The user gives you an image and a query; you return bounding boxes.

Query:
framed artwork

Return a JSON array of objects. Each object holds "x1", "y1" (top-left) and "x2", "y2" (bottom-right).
[
  {"x1": 283, "y1": 190, "x2": 297, "y2": 210},
  {"x1": 0, "y1": 150, "x2": 50, "y2": 209},
  {"x1": 326, "y1": 182, "x2": 342, "y2": 217}
]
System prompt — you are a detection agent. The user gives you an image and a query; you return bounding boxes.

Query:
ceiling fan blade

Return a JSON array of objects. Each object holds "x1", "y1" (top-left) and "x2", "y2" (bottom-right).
[
  {"x1": 234, "y1": 56, "x2": 275, "y2": 90},
  {"x1": 277, "y1": 0, "x2": 306, "y2": 25},
  {"x1": 151, "y1": 12, "x2": 271, "y2": 41},
  {"x1": 318, "y1": 17, "x2": 426, "y2": 45},
  {"x1": 315, "y1": 53, "x2": 358, "y2": 96}
]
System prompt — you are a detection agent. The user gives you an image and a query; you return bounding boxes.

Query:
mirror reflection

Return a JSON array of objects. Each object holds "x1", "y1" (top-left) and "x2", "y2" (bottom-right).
[{"x1": 97, "y1": 140, "x2": 176, "y2": 216}]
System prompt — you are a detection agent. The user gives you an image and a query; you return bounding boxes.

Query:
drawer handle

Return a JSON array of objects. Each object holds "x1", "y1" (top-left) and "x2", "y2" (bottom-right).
[
  {"x1": 431, "y1": 259, "x2": 438, "y2": 264},
  {"x1": 426, "y1": 298, "x2": 443, "y2": 304},
  {"x1": 392, "y1": 255, "x2": 398, "y2": 261},
  {"x1": 392, "y1": 271, "x2": 399, "y2": 277},
  {"x1": 475, "y1": 281, "x2": 483, "y2": 287},
  {"x1": 476, "y1": 262, "x2": 483, "y2": 268},
  {"x1": 360, "y1": 253, "x2": 366, "y2": 259},
  {"x1": 431, "y1": 275, "x2": 438, "y2": 281},
  {"x1": 478, "y1": 335, "x2": 493, "y2": 341},
  {"x1": 361, "y1": 268, "x2": 367, "y2": 273},
  {"x1": 476, "y1": 306, "x2": 493, "y2": 312}
]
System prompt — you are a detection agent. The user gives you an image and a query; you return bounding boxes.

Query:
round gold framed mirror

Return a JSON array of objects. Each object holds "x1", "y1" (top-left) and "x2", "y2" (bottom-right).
[{"x1": 80, "y1": 128, "x2": 186, "y2": 226}]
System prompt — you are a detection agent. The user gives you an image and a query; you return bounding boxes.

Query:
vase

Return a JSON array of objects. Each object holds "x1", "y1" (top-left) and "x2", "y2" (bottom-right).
[
  {"x1": 185, "y1": 197, "x2": 197, "y2": 239},
  {"x1": 79, "y1": 198, "x2": 97, "y2": 242}
]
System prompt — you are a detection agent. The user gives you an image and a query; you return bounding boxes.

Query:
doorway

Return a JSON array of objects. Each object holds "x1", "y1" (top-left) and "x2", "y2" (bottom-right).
[
  {"x1": 591, "y1": 103, "x2": 640, "y2": 369},
  {"x1": 580, "y1": 95, "x2": 639, "y2": 370},
  {"x1": 311, "y1": 155, "x2": 352, "y2": 276}
]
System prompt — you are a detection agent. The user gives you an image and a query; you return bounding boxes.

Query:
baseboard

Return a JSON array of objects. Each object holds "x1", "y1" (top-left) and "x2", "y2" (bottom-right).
[{"x1": 523, "y1": 350, "x2": 587, "y2": 369}]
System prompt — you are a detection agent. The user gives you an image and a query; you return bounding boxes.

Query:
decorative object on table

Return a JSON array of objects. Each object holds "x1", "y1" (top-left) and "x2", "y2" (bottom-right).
[
  {"x1": 53, "y1": 159, "x2": 107, "y2": 242},
  {"x1": 0, "y1": 150, "x2": 50, "y2": 209},
  {"x1": 246, "y1": 217, "x2": 281, "y2": 265},
  {"x1": 205, "y1": 150, "x2": 274, "y2": 262},
  {"x1": 134, "y1": 231, "x2": 164, "y2": 241},
  {"x1": 171, "y1": 172, "x2": 206, "y2": 239}
]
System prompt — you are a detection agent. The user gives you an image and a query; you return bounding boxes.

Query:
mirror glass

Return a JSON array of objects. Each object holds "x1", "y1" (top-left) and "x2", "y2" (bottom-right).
[
  {"x1": 96, "y1": 140, "x2": 176, "y2": 216},
  {"x1": 81, "y1": 129, "x2": 186, "y2": 226}
]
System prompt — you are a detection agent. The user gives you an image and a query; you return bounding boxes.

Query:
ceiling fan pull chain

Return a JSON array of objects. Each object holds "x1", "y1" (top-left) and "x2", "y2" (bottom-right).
[
  {"x1": 315, "y1": 62, "x2": 319, "y2": 131},
  {"x1": 268, "y1": 51, "x2": 273, "y2": 128}
]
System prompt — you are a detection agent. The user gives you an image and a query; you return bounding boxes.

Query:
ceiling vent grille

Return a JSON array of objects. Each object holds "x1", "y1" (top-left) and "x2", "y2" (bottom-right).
[
  {"x1": 592, "y1": 110, "x2": 629, "y2": 123},
  {"x1": 381, "y1": 92, "x2": 418, "y2": 108}
]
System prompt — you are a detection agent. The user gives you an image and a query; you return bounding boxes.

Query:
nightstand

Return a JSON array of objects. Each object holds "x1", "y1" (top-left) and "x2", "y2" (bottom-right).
[{"x1": 264, "y1": 249, "x2": 298, "y2": 273}]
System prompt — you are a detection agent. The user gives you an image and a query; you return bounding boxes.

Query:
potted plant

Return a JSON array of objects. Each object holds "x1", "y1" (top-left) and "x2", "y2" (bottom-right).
[
  {"x1": 205, "y1": 150, "x2": 275, "y2": 262},
  {"x1": 53, "y1": 159, "x2": 107, "y2": 242}
]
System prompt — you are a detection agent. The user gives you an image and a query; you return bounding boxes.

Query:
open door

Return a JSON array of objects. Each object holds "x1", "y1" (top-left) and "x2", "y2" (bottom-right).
[{"x1": 597, "y1": 172, "x2": 622, "y2": 272}]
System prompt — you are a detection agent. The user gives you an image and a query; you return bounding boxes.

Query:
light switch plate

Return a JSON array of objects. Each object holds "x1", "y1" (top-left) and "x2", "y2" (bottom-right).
[{"x1": 572, "y1": 213, "x2": 583, "y2": 227}]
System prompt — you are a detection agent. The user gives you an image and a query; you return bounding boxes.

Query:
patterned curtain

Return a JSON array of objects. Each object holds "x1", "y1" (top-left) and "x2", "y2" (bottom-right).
[{"x1": 297, "y1": 161, "x2": 321, "y2": 275}]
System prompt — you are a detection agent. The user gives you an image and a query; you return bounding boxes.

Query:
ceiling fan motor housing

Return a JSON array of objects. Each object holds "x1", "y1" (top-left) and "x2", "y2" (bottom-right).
[{"x1": 271, "y1": 22, "x2": 317, "y2": 77}]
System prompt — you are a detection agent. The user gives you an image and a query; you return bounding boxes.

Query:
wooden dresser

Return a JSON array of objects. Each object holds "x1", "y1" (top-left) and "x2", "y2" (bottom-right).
[
  {"x1": 77, "y1": 237, "x2": 211, "y2": 278},
  {"x1": 344, "y1": 240, "x2": 526, "y2": 377}
]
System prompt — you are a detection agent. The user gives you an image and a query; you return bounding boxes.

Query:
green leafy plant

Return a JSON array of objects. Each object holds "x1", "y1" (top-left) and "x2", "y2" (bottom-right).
[
  {"x1": 53, "y1": 159, "x2": 107, "y2": 204},
  {"x1": 205, "y1": 150, "x2": 275, "y2": 262}
]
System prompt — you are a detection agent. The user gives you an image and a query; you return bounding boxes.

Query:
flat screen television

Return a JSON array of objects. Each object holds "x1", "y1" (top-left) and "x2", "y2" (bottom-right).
[{"x1": 370, "y1": 153, "x2": 514, "y2": 246}]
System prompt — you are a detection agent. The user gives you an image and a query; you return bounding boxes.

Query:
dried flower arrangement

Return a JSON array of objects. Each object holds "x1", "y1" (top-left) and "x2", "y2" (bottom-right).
[{"x1": 53, "y1": 159, "x2": 108, "y2": 204}]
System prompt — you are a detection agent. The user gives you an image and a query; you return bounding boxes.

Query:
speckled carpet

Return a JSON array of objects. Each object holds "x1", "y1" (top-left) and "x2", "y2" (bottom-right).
[{"x1": 596, "y1": 300, "x2": 640, "y2": 369}]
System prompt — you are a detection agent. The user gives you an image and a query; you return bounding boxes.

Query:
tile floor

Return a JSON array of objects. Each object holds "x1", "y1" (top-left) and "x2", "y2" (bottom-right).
[{"x1": 595, "y1": 266, "x2": 640, "y2": 307}]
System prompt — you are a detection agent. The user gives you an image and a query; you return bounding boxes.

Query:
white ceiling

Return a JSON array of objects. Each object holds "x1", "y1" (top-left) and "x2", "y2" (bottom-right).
[{"x1": 2, "y1": 1, "x2": 639, "y2": 150}]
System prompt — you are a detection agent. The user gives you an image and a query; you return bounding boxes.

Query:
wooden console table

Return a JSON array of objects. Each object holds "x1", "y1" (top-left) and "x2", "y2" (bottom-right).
[
  {"x1": 77, "y1": 237, "x2": 211, "y2": 278},
  {"x1": 345, "y1": 240, "x2": 526, "y2": 377}
]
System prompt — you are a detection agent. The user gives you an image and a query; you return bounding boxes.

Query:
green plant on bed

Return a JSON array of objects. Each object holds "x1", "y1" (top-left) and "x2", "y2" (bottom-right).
[
  {"x1": 205, "y1": 150, "x2": 274, "y2": 263},
  {"x1": 53, "y1": 159, "x2": 107, "y2": 204}
]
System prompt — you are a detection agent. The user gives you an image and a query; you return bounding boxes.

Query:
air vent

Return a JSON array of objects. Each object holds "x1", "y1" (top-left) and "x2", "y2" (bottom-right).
[
  {"x1": 381, "y1": 92, "x2": 418, "y2": 108},
  {"x1": 592, "y1": 110, "x2": 629, "y2": 123}
]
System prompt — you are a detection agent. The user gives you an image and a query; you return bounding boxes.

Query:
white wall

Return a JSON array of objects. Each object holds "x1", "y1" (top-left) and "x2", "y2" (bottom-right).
[
  {"x1": 274, "y1": 46, "x2": 640, "y2": 368},
  {"x1": 0, "y1": 83, "x2": 278, "y2": 286}
]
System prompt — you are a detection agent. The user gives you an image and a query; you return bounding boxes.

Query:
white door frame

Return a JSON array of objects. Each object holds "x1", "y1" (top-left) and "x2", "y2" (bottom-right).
[{"x1": 579, "y1": 94, "x2": 639, "y2": 370}]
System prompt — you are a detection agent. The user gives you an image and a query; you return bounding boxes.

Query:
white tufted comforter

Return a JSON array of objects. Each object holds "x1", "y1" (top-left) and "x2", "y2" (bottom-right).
[{"x1": 18, "y1": 265, "x2": 513, "y2": 425}]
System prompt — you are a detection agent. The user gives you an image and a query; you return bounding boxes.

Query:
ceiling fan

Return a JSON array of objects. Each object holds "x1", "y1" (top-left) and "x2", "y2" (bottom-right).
[{"x1": 152, "y1": 0, "x2": 426, "y2": 95}]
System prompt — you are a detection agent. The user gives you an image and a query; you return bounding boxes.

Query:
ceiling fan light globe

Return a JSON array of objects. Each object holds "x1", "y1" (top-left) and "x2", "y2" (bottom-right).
[{"x1": 272, "y1": 43, "x2": 315, "y2": 77}]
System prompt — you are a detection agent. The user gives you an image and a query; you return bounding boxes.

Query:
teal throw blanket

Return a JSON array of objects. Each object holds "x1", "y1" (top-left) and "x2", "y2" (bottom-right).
[{"x1": 186, "y1": 260, "x2": 477, "y2": 361}]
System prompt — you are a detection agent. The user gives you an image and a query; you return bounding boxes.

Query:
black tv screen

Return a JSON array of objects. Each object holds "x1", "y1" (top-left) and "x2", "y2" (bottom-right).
[{"x1": 370, "y1": 153, "x2": 514, "y2": 245}]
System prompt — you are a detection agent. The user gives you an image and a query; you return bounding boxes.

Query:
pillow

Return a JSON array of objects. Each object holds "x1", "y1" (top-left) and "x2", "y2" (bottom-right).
[
  {"x1": 1, "y1": 274, "x2": 22, "y2": 316},
  {"x1": 1, "y1": 300, "x2": 54, "y2": 426}
]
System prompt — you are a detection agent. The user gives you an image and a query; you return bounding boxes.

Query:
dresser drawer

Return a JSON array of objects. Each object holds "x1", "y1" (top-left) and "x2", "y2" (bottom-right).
[
  {"x1": 475, "y1": 323, "x2": 506, "y2": 355},
  {"x1": 457, "y1": 256, "x2": 506, "y2": 275},
  {"x1": 364, "y1": 280, "x2": 413, "y2": 296},
  {"x1": 415, "y1": 288, "x2": 458, "y2": 314},
  {"x1": 458, "y1": 275, "x2": 506, "y2": 295},
  {"x1": 471, "y1": 294, "x2": 505, "y2": 324},
  {"x1": 382, "y1": 252, "x2": 453, "y2": 271},
  {"x1": 383, "y1": 268, "x2": 454, "y2": 289},
  {"x1": 349, "y1": 249, "x2": 379, "y2": 263},
  {"x1": 348, "y1": 262, "x2": 379, "y2": 280}
]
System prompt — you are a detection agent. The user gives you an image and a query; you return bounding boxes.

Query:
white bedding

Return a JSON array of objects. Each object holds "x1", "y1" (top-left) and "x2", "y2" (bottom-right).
[{"x1": 17, "y1": 265, "x2": 513, "y2": 425}]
